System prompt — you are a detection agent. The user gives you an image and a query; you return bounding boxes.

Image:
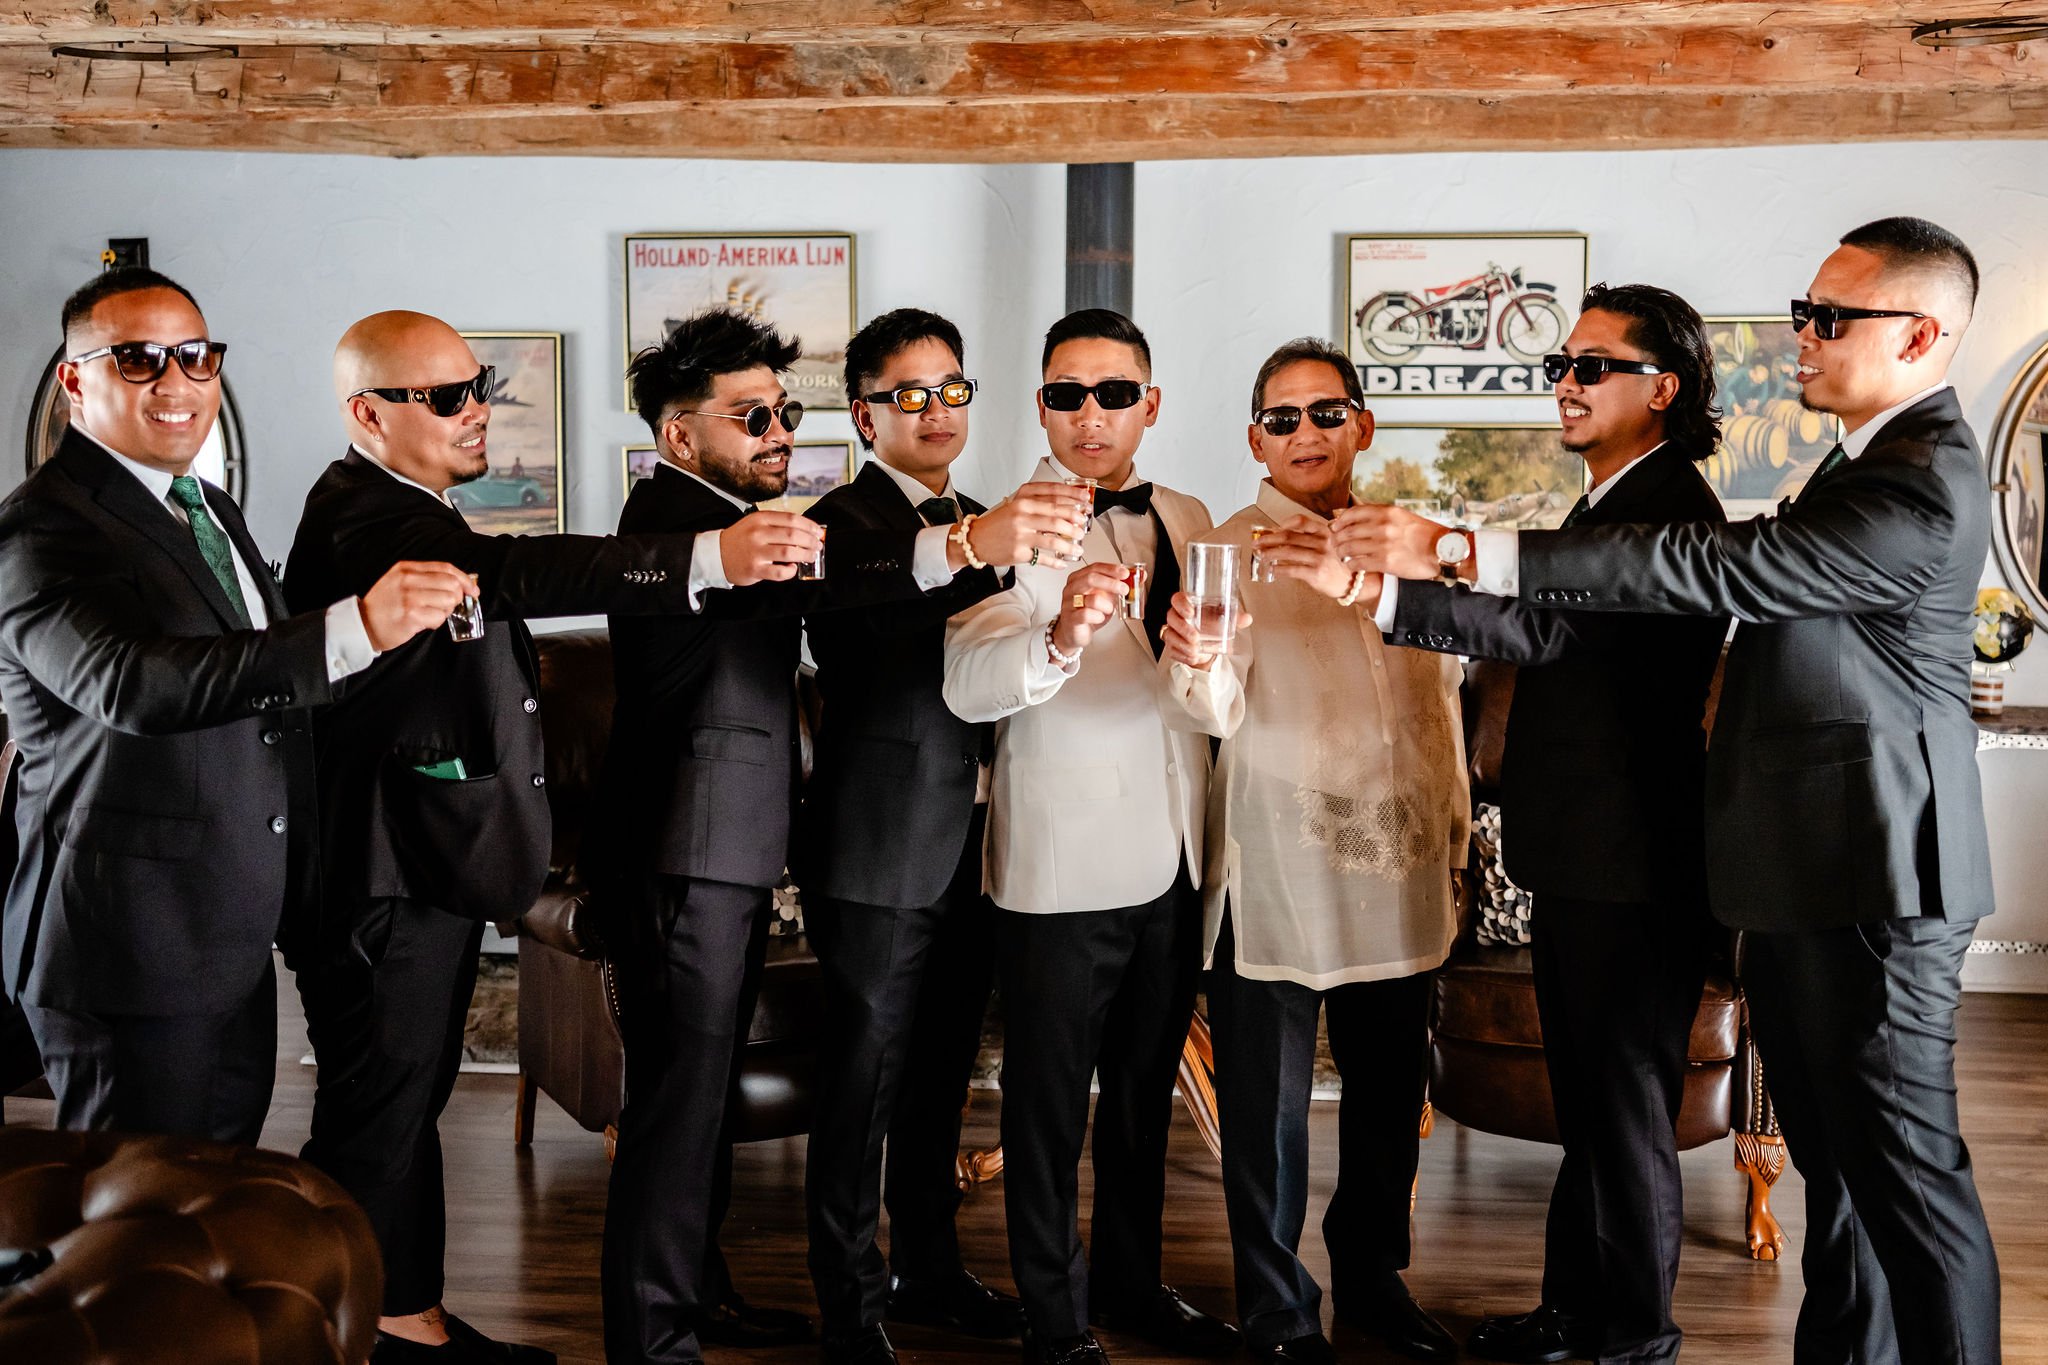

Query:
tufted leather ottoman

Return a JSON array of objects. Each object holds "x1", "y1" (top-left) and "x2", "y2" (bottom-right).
[{"x1": 0, "y1": 1126, "x2": 382, "y2": 1363}]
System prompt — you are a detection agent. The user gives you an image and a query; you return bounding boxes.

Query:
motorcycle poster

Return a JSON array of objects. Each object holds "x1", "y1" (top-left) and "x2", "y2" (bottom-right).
[{"x1": 1344, "y1": 233, "x2": 1589, "y2": 397}]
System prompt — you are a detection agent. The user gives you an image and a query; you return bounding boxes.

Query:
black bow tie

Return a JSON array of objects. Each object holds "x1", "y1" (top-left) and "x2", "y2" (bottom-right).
[{"x1": 1093, "y1": 482, "x2": 1154, "y2": 518}]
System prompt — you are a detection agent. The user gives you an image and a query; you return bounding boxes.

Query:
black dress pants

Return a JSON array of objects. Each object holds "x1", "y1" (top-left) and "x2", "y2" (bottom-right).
[
  {"x1": 1527, "y1": 894, "x2": 1709, "y2": 1365},
  {"x1": 1743, "y1": 916, "x2": 1999, "y2": 1365},
  {"x1": 26, "y1": 957, "x2": 277, "y2": 1145},
  {"x1": 995, "y1": 862, "x2": 1203, "y2": 1340},
  {"x1": 805, "y1": 808, "x2": 997, "y2": 1333},
  {"x1": 297, "y1": 897, "x2": 484, "y2": 1316},
  {"x1": 602, "y1": 874, "x2": 772, "y2": 1365},
  {"x1": 1206, "y1": 912, "x2": 1432, "y2": 1347}
]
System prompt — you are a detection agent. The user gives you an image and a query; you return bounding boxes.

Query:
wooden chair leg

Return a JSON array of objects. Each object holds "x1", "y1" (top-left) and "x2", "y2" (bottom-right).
[
  {"x1": 514, "y1": 1071, "x2": 537, "y2": 1147},
  {"x1": 1734, "y1": 1130, "x2": 1787, "y2": 1261},
  {"x1": 1411, "y1": 1101, "x2": 1433, "y2": 1214},
  {"x1": 1177, "y1": 1012, "x2": 1222, "y2": 1163},
  {"x1": 604, "y1": 1123, "x2": 618, "y2": 1164},
  {"x1": 957, "y1": 1143, "x2": 1006, "y2": 1189}
]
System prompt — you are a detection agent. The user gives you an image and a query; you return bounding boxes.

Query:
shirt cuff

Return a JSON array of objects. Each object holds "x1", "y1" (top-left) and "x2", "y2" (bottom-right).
[
  {"x1": 911, "y1": 524, "x2": 959, "y2": 591},
  {"x1": 325, "y1": 597, "x2": 380, "y2": 682},
  {"x1": 1474, "y1": 529, "x2": 1521, "y2": 597},
  {"x1": 1372, "y1": 575, "x2": 1401, "y2": 633},
  {"x1": 687, "y1": 529, "x2": 731, "y2": 610}
]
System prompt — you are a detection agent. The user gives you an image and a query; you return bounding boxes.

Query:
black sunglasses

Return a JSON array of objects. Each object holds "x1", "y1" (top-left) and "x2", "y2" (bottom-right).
[
  {"x1": 675, "y1": 401, "x2": 805, "y2": 439},
  {"x1": 350, "y1": 366, "x2": 495, "y2": 418},
  {"x1": 67, "y1": 339, "x2": 227, "y2": 384},
  {"x1": 1790, "y1": 298, "x2": 1938, "y2": 342},
  {"x1": 1254, "y1": 400, "x2": 1359, "y2": 436},
  {"x1": 1542, "y1": 353, "x2": 1666, "y2": 386},
  {"x1": 861, "y1": 380, "x2": 977, "y2": 414},
  {"x1": 1040, "y1": 380, "x2": 1151, "y2": 413}
]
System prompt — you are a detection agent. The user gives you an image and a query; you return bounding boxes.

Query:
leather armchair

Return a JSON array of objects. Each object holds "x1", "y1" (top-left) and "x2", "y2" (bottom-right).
[
  {"x1": 0, "y1": 1126, "x2": 382, "y2": 1364},
  {"x1": 507, "y1": 630, "x2": 823, "y2": 1157},
  {"x1": 1425, "y1": 659, "x2": 1787, "y2": 1260}
]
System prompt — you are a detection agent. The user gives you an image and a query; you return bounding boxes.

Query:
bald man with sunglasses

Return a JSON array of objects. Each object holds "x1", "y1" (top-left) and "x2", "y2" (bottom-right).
[{"x1": 0, "y1": 270, "x2": 470, "y2": 1145}]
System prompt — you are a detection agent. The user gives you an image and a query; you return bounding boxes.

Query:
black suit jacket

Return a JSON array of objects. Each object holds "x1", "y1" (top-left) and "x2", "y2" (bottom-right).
[
  {"x1": 796, "y1": 463, "x2": 1005, "y2": 908},
  {"x1": 1518, "y1": 390, "x2": 1993, "y2": 930},
  {"x1": 0, "y1": 430, "x2": 332, "y2": 1014},
  {"x1": 1389, "y1": 447, "x2": 1728, "y2": 904},
  {"x1": 284, "y1": 449, "x2": 704, "y2": 938},
  {"x1": 594, "y1": 465, "x2": 924, "y2": 898}
]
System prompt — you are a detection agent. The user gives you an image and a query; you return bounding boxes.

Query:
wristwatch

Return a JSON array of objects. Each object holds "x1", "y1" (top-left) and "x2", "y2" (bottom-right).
[{"x1": 1435, "y1": 529, "x2": 1474, "y2": 584}]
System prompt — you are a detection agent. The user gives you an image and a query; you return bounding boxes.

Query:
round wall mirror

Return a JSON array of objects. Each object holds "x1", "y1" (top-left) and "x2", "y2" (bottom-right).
[
  {"x1": 1990, "y1": 339, "x2": 2048, "y2": 621},
  {"x1": 23, "y1": 345, "x2": 248, "y2": 500}
]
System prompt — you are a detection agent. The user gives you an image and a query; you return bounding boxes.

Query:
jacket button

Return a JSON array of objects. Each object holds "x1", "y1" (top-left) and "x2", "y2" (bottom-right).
[
  {"x1": 531, "y1": 774, "x2": 546, "y2": 788},
  {"x1": 250, "y1": 695, "x2": 266, "y2": 709},
  {"x1": 523, "y1": 698, "x2": 538, "y2": 713},
  {"x1": 269, "y1": 816, "x2": 287, "y2": 834},
  {"x1": 963, "y1": 754, "x2": 977, "y2": 768},
  {"x1": 262, "y1": 730, "x2": 280, "y2": 746}
]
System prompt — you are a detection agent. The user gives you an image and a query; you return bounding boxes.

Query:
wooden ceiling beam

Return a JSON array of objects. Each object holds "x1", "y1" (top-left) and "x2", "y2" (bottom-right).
[
  {"x1": 2, "y1": 86, "x2": 2041, "y2": 160},
  {"x1": 1, "y1": 25, "x2": 2036, "y2": 128},
  {"x1": 1, "y1": 0, "x2": 2031, "y2": 47}
]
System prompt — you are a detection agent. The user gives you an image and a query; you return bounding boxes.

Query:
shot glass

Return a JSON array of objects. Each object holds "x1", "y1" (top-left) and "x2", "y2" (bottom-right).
[
  {"x1": 1249, "y1": 525, "x2": 1276, "y2": 583},
  {"x1": 1063, "y1": 474, "x2": 1099, "y2": 536},
  {"x1": 447, "y1": 593, "x2": 485, "y2": 642},
  {"x1": 793, "y1": 524, "x2": 826, "y2": 580},
  {"x1": 1123, "y1": 562, "x2": 1150, "y2": 619}
]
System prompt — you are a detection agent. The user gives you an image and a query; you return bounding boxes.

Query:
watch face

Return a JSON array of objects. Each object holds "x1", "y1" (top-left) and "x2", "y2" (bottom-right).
[{"x1": 1435, "y1": 530, "x2": 1471, "y2": 563}]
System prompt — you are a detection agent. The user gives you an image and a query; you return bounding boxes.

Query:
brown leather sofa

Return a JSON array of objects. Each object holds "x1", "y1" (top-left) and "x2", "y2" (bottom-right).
[
  {"x1": 508, "y1": 629, "x2": 822, "y2": 1157},
  {"x1": 1425, "y1": 660, "x2": 1787, "y2": 1260},
  {"x1": 0, "y1": 1125, "x2": 382, "y2": 1363}
]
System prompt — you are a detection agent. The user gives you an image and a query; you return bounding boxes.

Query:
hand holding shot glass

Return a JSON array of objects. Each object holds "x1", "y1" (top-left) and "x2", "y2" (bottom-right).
[
  {"x1": 1249, "y1": 515, "x2": 1360, "y2": 601},
  {"x1": 1049, "y1": 560, "x2": 1144, "y2": 660},
  {"x1": 719, "y1": 507, "x2": 827, "y2": 585},
  {"x1": 968, "y1": 482, "x2": 1092, "y2": 569}
]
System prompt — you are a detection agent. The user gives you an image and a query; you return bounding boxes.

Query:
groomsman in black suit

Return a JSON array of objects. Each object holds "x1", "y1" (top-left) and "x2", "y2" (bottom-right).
[
  {"x1": 1339, "y1": 219, "x2": 2002, "y2": 1365},
  {"x1": 1351, "y1": 285, "x2": 1728, "y2": 1363},
  {"x1": 286, "y1": 309, "x2": 802, "y2": 1365},
  {"x1": 0, "y1": 270, "x2": 466, "y2": 1144},
  {"x1": 597, "y1": 308, "x2": 1074, "y2": 1365},
  {"x1": 802, "y1": 309, "x2": 1085, "y2": 1365}
]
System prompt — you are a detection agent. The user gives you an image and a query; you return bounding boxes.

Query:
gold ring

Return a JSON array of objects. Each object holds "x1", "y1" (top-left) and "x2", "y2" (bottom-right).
[{"x1": 1072, "y1": 594, "x2": 1086, "y2": 609}]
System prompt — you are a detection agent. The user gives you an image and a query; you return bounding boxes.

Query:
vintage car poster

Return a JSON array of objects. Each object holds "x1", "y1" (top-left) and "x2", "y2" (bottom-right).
[
  {"x1": 624, "y1": 231, "x2": 856, "y2": 411},
  {"x1": 1354, "y1": 422, "x2": 1582, "y2": 530},
  {"x1": 1344, "y1": 233, "x2": 1588, "y2": 397},
  {"x1": 457, "y1": 331, "x2": 564, "y2": 536}
]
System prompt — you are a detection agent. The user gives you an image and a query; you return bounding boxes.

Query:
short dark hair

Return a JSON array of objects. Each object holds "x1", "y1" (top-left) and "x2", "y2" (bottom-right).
[
  {"x1": 1041, "y1": 308, "x2": 1151, "y2": 377},
  {"x1": 61, "y1": 268, "x2": 203, "y2": 349},
  {"x1": 1839, "y1": 216, "x2": 1979, "y2": 317},
  {"x1": 1250, "y1": 336, "x2": 1363, "y2": 413},
  {"x1": 844, "y1": 308, "x2": 965, "y2": 449},
  {"x1": 1578, "y1": 283, "x2": 1721, "y2": 461},
  {"x1": 628, "y1": 307, "x2": 802, "y2": 435}
]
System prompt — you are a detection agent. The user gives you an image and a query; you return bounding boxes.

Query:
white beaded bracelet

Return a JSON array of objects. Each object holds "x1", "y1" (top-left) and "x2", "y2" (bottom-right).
[
  {"x1": 1045, "y1": 619, "x2": 1082, "y2": 668},
  {"x1": 1337, "y1": 569, "x2": 1369, "y2": 607},
  {"x1": 952, "y1": 513, "x2": 988, "y2": 570}
]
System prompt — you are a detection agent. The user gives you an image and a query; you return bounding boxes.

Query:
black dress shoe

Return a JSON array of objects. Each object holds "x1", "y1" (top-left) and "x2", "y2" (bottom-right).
[
  {"x1": 444, "y1": 1312, "x2": 556, "y2": 1364},
  {"x1": 1467, "y1": 1305, "x2": 1597, "y2": 1364},
  {"x1": 1023, "y1": 1327, "x2": 1111, "y2": 1365},
  {"x1": 888, "y1": 1269, "x2": 1026, "y2": 1339},
  {"x1": 1091, "y1": 1285, "x2": 1240, "y2": 1358},
  {"x1": 822, "y1": 1325, "x2": 899, "y2": 1365},
  {"x1": 1337, "y1": 1285, "x2": 1458, "y2": 1363},
  {"x1": 1246, "y1": 1331, "x2": 1336, "y2": 1365},
  {"x1": 699, "y1": 1293, "x2": 815, "y2": 1348}
]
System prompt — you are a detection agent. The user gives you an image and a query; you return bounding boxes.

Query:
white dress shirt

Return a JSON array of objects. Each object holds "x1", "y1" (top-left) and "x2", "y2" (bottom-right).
[
  {"x1": 84, "y1": 428, "x2": 376, "y2": 682},
  {"x1": 1468, "y1": 389, "x2": 1952, "y2": 598}
]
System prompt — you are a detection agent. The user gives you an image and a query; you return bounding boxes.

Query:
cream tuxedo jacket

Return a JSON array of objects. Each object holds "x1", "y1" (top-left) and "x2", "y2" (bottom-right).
[{"x1": 942, "y1": 459, "x2": 1213, "y2": 914}]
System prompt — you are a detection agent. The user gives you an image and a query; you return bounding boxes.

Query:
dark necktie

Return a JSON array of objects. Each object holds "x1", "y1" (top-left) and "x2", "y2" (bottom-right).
[
  {"x1": 1560, "y1": 495, "x2": 1590, "y2": 529},
  {"x1": 918, "y1": 496, "x2": 960, "y2": 526},
  {"x1": 1795, "y1": 444, "x2": 1848, "y2": 507},
  {"x1": 1094, "y1": 483, "x2": 1155, "y2": 518},
  {"x1": 1140, "y1": 511, "x2": 1180, "y2": 659},
  {"x1": 169, "y1": 474, "x2": 251, "y2": 627}
]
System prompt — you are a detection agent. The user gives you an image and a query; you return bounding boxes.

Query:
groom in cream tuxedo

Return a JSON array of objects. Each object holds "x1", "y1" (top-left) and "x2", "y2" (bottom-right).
[{"x1": 944, "y1": 310, "x2": 1236, "y2": 1365}]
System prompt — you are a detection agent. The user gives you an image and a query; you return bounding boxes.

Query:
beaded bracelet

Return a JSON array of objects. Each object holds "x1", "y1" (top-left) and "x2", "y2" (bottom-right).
[
  {"x1": 1045, "y1": 620, "x2": 1082, "y2": 668},
  {"x1": 951, "y1": 513, "x2": 988, "y2": 570},
  {"x1": 1337, "y1": 569, "x2": 1369, "y2": 607}
]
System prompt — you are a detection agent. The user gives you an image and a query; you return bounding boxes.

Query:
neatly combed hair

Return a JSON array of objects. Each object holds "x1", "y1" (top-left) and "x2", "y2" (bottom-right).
[
  {"x1": 629, "y1": 307, "x2": 802, "y2": 435},
  {"x1": 844, "y1": 308, "x2": 965, "y2": 448},
  {"x1": 1041, "y1": 308, "x2": 1151, "y2": 376},
  {"x1": 1839, "y1": 216, "x2": 1980, "y2": 317},
  {"x1": 1250, "y1": 336, "x2": 1364, "y2": 413},
  {"x1": 1581, "y1": 282, "x2": 1721, "y2": 462},
  {"x1": 62, "y1": 268, "x2": 203, "y2": 348}
]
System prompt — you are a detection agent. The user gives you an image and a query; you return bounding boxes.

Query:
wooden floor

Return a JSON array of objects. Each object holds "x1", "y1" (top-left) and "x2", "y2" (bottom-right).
[{"x1": 9, "y1": 973, "x2": 2044, "y2": 1363}]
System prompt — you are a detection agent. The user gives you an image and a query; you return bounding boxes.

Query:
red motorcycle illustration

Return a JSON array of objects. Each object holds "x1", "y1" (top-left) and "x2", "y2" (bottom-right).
[{"x1": 1354, "y1": 262, "x2": 1568, "y2": 366}]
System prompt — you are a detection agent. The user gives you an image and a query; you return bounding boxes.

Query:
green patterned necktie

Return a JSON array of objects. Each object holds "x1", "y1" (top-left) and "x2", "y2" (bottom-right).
[
  {"x1": 1560, "y1": 495, "x2": 1590, "y2": 529},
  {"x1": 169, "y1": 474, "x2": 251, "y2": 627},
  {"x1": 1812, "y1": 443, "x2": 1848, "y2": 481}
]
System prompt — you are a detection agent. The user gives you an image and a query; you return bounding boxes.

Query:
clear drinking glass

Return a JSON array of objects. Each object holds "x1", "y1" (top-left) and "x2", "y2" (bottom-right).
[
  {"x1": 447, "y1": 594, "x2": 485, "y2": 642},
  {"x1": 768, "y1": 497, "x2": 826, "y2": 579},
  {"x1": 1184, "y1": 541, "x2": 1242, "y2": 653},
  {"x1": 1063, "y1": 474, "x2": 1099, "y2": 536},
  {"x1": 1248, "y1": 525, "x2": 1276, "y2": 583},
  {"x1": 1123, "y1": 562, "x2": 1150, "y2": 619}
]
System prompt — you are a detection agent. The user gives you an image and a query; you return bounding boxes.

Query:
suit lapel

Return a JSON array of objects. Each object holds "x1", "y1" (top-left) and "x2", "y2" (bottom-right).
[
  {"x1": 58, "y1": 431, "x2": 250, "y2": 632},
  {"x1": 1581, "y1": 446, "x2": 1683, "y2": 527},
  {"x1": 848, "y1": 461, "x2": 928, "y2": 532}
]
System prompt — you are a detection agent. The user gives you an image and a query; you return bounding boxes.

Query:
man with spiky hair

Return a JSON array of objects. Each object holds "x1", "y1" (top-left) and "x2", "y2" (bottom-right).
[
  {"x1": 598, "y1": 307, "x2": 1056, "y2": 1365},
  {"x1": 1340, "y1": 219, "x2": 2002, "y2": 1365}
]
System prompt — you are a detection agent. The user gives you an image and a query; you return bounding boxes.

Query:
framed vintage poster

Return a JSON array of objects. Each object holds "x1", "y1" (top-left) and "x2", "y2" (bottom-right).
[
  {"x1": 456, "y1": 331, "x2": 565, "y2": 536},
  {"x1": 1344, "y1": 232, "x2": 1589, "y2": 397},
  {"x1": 1701, "y1": 315, "x2": 1845, "y2": 518},
  {"x1": 624, "y1": 440, "x2": 856, "y2": 511},
  {"x1": 623, "y1": 443, "x2": 660, "y2": 497},
  {"x1": 1356, "y1": 422, "x2": 1583, "y2": 529},
  {"x1": 623, "y1": 231, "x2": 856, "y2": 411}
]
